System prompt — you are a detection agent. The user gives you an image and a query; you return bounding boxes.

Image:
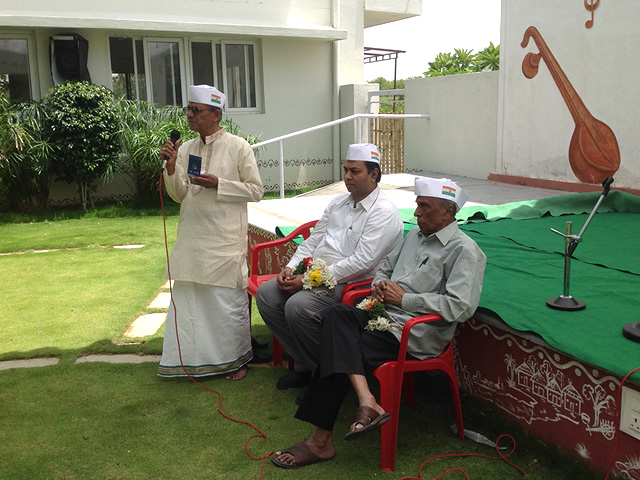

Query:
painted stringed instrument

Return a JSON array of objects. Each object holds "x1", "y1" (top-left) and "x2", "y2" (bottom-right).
[{"x1": 521, "y1": 26, "x2": 620, "y2": 184}]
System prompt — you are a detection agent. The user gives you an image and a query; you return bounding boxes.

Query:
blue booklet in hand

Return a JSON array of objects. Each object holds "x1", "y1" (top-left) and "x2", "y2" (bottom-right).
[{"x1": 187, "y1": 154, "x2": 202, "y2": 177}]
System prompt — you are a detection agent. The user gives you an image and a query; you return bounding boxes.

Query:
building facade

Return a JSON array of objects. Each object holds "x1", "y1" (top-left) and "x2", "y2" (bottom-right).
[{"x1": 1, "y1": 0, "x2": 421, "y2": 197}]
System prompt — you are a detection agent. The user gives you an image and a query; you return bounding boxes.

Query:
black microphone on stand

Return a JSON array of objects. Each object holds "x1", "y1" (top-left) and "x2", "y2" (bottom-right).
[{"x1": 161, "y1": 130, "x2": 181, "y2": 171}]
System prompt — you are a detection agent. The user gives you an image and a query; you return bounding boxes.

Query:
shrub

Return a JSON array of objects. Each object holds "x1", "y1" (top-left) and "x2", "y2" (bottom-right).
[{"x1": 44, "y1": 82, "x2": 121, "y2": 210}]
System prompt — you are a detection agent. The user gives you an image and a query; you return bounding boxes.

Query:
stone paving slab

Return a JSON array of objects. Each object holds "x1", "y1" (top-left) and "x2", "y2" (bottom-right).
[
  {"x1": 75, "y1": 354, "x2": 161, "y2": 364},
  {"x1": 0, "y1": 357, "x2": 60, "y2": 370},
  {"x1": 124, "y1": 312, "x2": 166, "y2": 337},
  {"x1": 147, "y1": 292, "x2": 171, "y2": 309}
]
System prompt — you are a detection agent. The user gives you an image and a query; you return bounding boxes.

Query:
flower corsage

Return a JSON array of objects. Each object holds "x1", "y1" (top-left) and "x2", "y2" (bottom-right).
[
  {"x1": 356, "y1": 297, "x2": 400, "y2": 331},
  {"x1": 292, "y1": 257, "x2": 337, "y2": 294}
]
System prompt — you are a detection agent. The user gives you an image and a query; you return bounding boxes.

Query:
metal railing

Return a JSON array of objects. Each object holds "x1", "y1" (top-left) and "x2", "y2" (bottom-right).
[
  {"x1": 251, "y1": 112, "x2": 429, "y2": 198},
  {"x1": 367, "y1": 89, "x2": 405, "y2": 113}
]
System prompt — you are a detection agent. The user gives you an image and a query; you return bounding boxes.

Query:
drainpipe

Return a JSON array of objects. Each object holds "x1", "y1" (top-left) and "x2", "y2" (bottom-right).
[{"x1": 331, "y1": 0, "x2": 341, "y2": 183}]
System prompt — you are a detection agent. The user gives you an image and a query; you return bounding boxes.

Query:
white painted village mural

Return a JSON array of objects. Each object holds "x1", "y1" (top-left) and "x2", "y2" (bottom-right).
[{"x1": 455, "y1": 319, "x2": 640, "y2": 479}]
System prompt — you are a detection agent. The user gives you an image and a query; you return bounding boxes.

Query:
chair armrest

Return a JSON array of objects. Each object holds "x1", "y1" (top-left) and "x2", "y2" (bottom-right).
[
  {"x1": 249, "y1": 220, "x2": 318, "y2": 276},
  {"x1": 341, "y1": 279, "x2": 373, "y2": 305},
  {"x1": 396, "y1": 314, "x2": 443, "y2": 365}
]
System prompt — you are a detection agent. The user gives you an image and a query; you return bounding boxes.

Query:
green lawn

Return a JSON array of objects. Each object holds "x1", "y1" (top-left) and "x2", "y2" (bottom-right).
[{"x1": 0, "y1": 204, "x2": 609, "y2": 480}]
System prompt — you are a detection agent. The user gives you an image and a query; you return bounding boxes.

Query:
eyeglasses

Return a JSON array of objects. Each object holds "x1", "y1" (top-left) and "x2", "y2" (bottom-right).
[{"x1": 182, "y1": 105, "x2": 215, "y2": 115}]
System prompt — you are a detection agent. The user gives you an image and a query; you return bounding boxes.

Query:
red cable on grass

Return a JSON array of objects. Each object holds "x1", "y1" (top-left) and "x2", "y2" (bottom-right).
[
  {"x1": 159, "y1": 174, "x2": 274, "y2": 477},
  {"x1": 398, "y1": 433, "x2": 527, "y2": 479}
]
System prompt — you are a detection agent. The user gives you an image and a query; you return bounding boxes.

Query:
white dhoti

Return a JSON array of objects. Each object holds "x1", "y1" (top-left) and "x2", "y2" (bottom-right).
[{"x1": 157, "y1": 281, "x2": 252, "y2": 377}]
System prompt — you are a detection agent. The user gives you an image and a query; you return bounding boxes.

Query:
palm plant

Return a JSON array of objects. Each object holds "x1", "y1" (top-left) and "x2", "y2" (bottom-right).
[
  {"x1": 0, "y1": 97, "x2": 53, "y2": 211},
  {"x1": 118, "y1": 100, "x2": 261, "y2": 206},
  {"x1": 118, "y1": 101, "x2": 193, "y2": 205}
]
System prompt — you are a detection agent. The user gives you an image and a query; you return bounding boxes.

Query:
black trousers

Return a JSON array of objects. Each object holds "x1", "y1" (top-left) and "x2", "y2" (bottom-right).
[{"x1": 294, "y1": 303, "x2": 415, "y2": 431}]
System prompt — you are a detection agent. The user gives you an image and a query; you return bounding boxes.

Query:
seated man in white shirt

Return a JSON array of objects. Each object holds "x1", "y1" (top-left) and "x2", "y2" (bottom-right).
[
  {"x1": 270, "y1": 177, "x2": 487, "y2": 469},
  {"x1": 256, "y1": 143, "x2": 403, "y2": 394}
]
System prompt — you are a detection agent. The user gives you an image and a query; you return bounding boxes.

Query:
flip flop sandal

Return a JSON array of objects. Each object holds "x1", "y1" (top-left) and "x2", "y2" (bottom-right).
[
  {"x1": 344, "y1": 405, "x2": 391, "y2": 441},
  {"x1": 271, "y1": 441, "x2": 335, "y2": 469}
]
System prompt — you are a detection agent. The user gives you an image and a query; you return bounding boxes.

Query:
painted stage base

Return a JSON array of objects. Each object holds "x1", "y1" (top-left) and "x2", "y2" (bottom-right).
[{"x1": 455, "y1": 316, "x2": 640, "y2": 478}]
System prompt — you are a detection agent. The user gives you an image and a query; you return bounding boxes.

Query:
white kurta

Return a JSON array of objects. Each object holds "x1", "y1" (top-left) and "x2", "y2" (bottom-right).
[{"x1": 158, "y1": 128, "x2": 263, "y2": 377}]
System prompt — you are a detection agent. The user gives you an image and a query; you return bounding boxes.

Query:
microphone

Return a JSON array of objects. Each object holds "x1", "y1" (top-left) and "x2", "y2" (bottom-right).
[{"x1": 161, "y1": 130, "x2": 181, "y2": 171}]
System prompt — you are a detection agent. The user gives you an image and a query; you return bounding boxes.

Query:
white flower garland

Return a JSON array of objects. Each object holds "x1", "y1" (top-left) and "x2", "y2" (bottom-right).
[
  {"x1": 356, "y1": 297, "x2": 400, "y2": 331},
  {"x1": 298, "y1": 258, "x2": 337, "y2": 292}
]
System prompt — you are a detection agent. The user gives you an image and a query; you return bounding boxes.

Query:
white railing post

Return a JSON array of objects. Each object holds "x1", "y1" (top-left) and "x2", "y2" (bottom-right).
[
  {"x1": 356, "y1": 116, "x2": 363, "y2": 143},
  {"x1": 278, "y1": 140, "x2": 285, "y2": 199}
]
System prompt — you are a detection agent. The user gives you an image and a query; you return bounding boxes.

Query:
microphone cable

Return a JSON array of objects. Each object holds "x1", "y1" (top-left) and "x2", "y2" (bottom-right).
[
  {"x1": 158, "y1": 171, "x2": 274, "y2": 477},
  {"x1": 397, "y1": 433, "x2": 526, "y2": 479}
]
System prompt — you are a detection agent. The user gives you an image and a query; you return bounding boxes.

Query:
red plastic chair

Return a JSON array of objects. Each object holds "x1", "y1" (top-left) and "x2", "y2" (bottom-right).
[
  {"x1": 248, "y1": 220, "x2": 317, "y2": 367},
  {"x1": 373, "y1": 314, "x2": 464, "y2": 471},
  {"x1": 342, "y1": 286, "x2": 464, "y2": 472},
  {"x1": 248, "y1": 222, "x2": 373, "y2": 368}
]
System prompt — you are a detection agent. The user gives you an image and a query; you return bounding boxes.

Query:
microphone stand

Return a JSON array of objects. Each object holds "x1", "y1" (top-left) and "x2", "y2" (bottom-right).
[{"x1": 546, "y1": 177, "x2": 614, "y2": 311}]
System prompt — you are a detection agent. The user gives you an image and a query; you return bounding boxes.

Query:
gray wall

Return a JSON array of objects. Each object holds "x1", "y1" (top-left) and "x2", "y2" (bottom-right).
[{"x1": 404, "y1": 71, "x2": 499, "y2": 180}]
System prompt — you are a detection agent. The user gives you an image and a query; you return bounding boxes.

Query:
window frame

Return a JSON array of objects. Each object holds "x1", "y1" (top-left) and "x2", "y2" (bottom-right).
[
  {"x1": 188, "y1": 38, "x2": 262, "y2": 114},
  {"x1": 107, "y1": 36, "x2": 147, "y2": 103},
  {"x1": 220, "y1": 40, "x2": 261, "y2": 113},
  {"x1": 143, "y1": 36, "x2": 188, "y2": 107},
  {"x1": 0, "y1": 33, "x2": 39, "y2": 101}
]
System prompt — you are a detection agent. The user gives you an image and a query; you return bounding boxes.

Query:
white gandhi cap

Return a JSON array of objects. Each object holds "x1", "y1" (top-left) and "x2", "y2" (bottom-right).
[
  {"x1": 414, "y1": 177, "x2": 470, "y2": 211},
  {"x1": 345, "y1": 143, "x2": 380, "y2": 165},
  {"x1": 188, "y1": 84, "x2": 226, "y2": 109}
]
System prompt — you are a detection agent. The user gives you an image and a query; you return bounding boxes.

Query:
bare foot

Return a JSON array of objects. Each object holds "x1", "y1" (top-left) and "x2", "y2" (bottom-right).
[
  {"x1": 349, "y1": 402, "x2": 386, "y2": 433},
  {"x1": 273, "y1": 438, "x2": 335, "y2": 467},
  {"x1": 225, "y1": 365, "x2": 248, "y2": 381}
]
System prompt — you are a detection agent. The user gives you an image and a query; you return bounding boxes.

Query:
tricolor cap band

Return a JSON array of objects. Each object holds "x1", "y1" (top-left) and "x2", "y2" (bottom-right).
[
  {"x1": 414, "y1": 177, "x2": 470, "y2": 211},
  {"x1": 346, "y1": 143, "x2": 380, "y2": 165},
  {"x1": 188, "y1": 84, "x2": 226, "y2": 109}
]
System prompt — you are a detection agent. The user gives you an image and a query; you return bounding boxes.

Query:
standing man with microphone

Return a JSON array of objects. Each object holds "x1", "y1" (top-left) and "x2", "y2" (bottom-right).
[{"x1": 157, "y1": 85, "x2": 263, "y2": 381}]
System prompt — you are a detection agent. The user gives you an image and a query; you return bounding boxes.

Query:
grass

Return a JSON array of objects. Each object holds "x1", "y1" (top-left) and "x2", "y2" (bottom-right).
[{"x1": 0, "y1": 201, "x2": 612, "y2": 480}]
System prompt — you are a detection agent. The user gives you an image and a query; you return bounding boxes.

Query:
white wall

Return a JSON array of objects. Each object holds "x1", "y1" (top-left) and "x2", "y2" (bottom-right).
[
  {"x1": 404, "y1": 72, "x2": 499, "y2": 179},
  {"x1": 498, "y1": 0, "x2": 640, "y2": 189},
  {"x1": 241, "y1": 37, "x2": 336, "y2": 192}
]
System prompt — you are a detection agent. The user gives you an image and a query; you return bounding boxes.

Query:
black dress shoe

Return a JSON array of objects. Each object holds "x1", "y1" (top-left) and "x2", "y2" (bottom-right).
[
  {"x1": 249, "y1": 351, "x2": 272, "y2": 364},
  {"x1": 276, "y1": 371, "x2": 312, "y2": 390},
  {"x1": 251, "y1": 336, "x2": 269, "y2": 350},
  {"x1": 295, "y1": 389, "x2": 307, "y2": 405}
]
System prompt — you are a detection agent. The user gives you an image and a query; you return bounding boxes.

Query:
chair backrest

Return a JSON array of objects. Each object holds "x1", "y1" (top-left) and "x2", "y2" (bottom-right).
[{"x1": 249, "y1": 220, "x2": 318, "y2": 276}]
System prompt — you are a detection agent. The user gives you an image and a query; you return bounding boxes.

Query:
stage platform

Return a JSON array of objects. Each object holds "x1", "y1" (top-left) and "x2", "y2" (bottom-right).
[{"x1": 247, "y1": 173, "x2": 640, "y2": 477}]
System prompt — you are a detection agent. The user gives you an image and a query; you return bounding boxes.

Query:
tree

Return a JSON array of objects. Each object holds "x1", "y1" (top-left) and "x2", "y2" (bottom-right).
[
  {"x1": 424, "y1": 43, "x2": 500, "y2": 77},
  {"x1": 44, "y1": 82, "x2": 121, "y2": 210},
  {"x1": 367, "y1": 77, "x2": 405, "y2": 113},
  {"x1": 476, "y1": 42, "x2": 500, "y2": 72}
]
